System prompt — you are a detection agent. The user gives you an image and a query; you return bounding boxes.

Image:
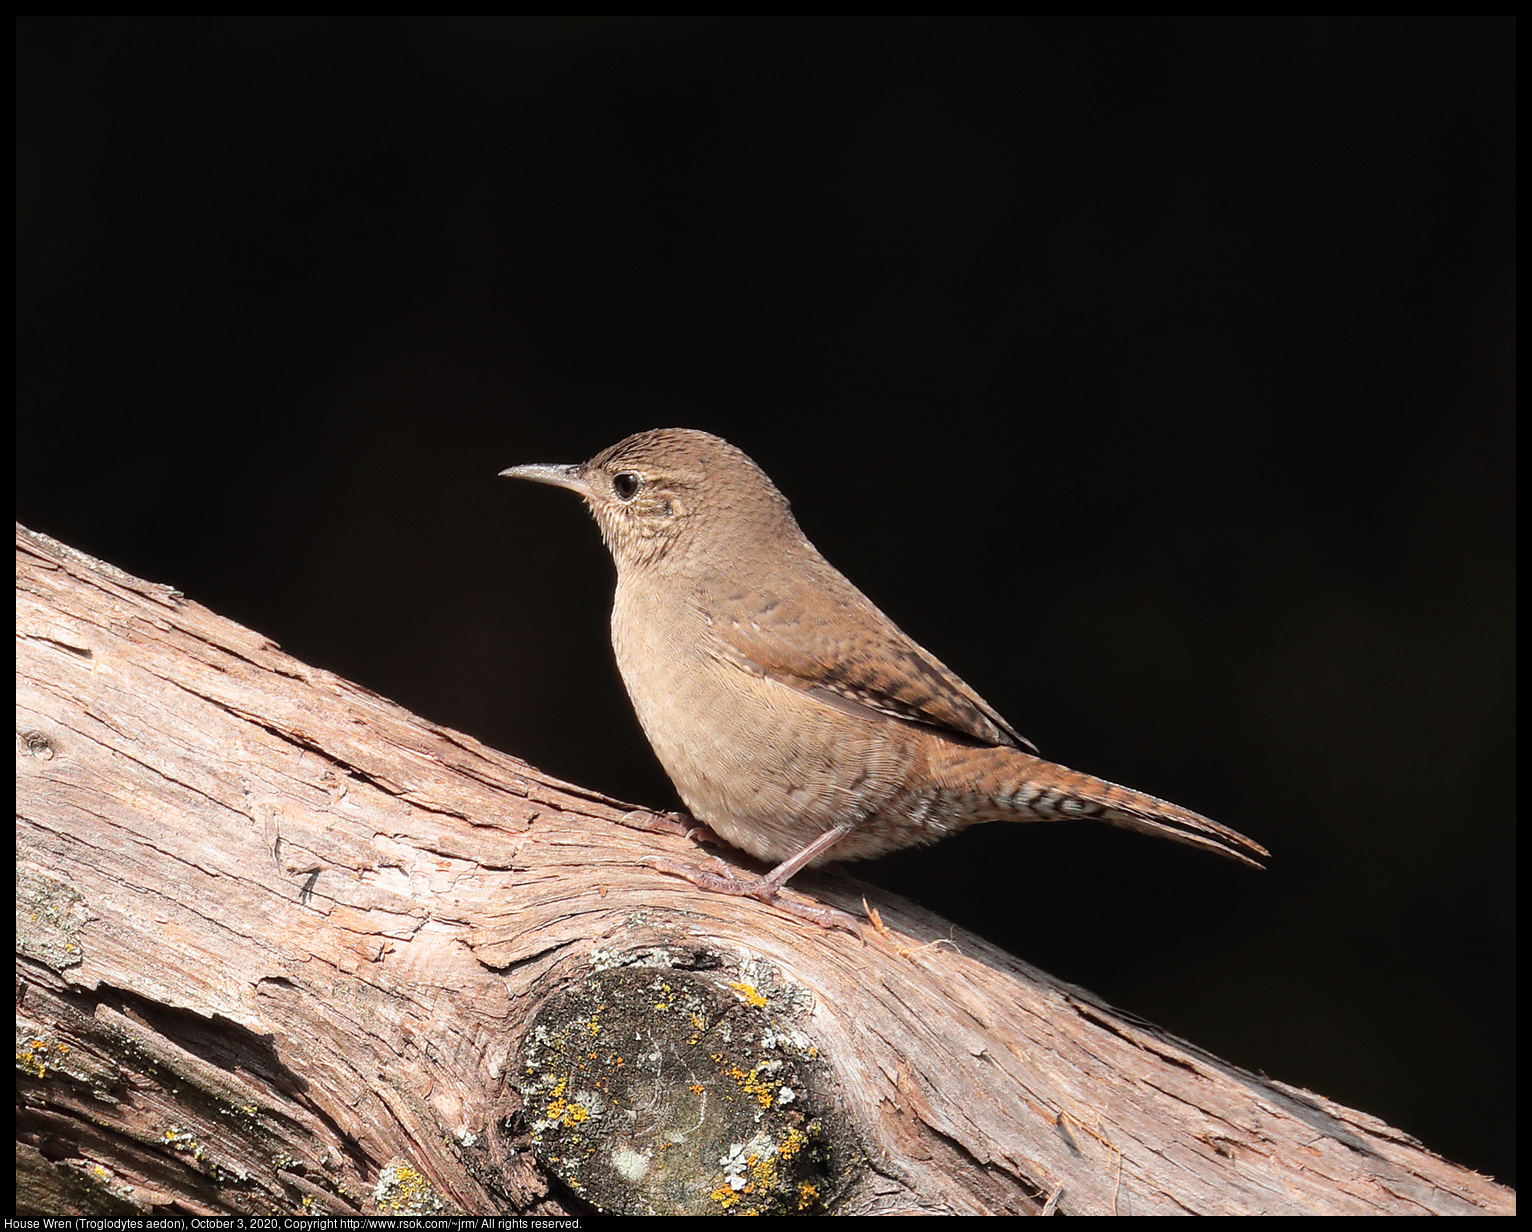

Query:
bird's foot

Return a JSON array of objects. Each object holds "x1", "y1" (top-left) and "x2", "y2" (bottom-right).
[
  {"x1": 640, "y1": 855, "x2": 856, "y2": 933},
  {"x1": 619, "y1": 809, "x2": 724, "y2": 847}
]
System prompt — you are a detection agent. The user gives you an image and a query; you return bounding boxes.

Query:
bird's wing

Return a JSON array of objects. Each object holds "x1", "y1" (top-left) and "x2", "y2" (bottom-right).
[{"x1": 694, "y1": 567, "x2": 1036, "y2": 751}]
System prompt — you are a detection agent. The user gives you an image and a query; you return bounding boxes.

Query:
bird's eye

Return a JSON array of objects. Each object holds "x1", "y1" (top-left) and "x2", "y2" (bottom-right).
[{"x1": 612, "y1": 472, "x2": 642, "y2": 501}]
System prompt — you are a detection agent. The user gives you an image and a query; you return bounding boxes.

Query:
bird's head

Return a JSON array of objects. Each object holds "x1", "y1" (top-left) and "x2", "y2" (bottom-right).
[{"x1": 501, "y1": 428, "x2": 798, "y2": 572}]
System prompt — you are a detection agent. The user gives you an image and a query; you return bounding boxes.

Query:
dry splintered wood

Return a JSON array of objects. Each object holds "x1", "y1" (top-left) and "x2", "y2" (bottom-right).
[{"x1": 14, "y1": 523, "x2": 1514, "y2": 1216}]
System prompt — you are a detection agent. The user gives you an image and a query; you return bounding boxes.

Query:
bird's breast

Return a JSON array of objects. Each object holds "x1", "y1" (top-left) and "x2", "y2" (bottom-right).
[{"x1": 608, "y1": 574, "x2": 919, "y2": 863}]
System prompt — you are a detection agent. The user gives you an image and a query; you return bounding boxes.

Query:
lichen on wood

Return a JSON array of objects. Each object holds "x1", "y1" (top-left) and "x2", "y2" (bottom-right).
[
  {"x1": 14, "y1": 525, "x2": 1517, "y2": 1216},
  {"x1": 518, "y1": 954, "x2": 854, "y2": 1214}
]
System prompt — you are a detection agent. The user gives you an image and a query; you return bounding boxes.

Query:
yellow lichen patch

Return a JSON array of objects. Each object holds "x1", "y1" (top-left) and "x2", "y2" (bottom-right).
[
  {"x1": 798, "y1": 1182, "x2": 820, "y2": 1210},
  {"x1": 745, "y1": 1151, "x2": 776, "y2": 1194},
  {"x1": 374, "y1": 1160, "x2": 447, "y2": 1215},
  {"x1": 17, "y1": 1037, "x2": 50, "y2": 1078},
  {"x1": 711, "y1": 1184, "x2": 742, "y2": 1209},
  {"x1": 731, "y1": 1063, "x2": 778, "y2": 1108},
  {"x1": 777, "y1": 1126, "x2": 807, "y2": 1160},
  {"x1": 542, "y1": 1074, "x2": 593, "y2": 1128},
  {"x1": 728, "y1": 982, "x2": 767, "y2": 1008},
  {"x1": 163, "y1": 1125, "x2": 220, "y2": 1178},
  {"x1": 17, "y1": 1034, "x2": 74, "y2": 1079}
]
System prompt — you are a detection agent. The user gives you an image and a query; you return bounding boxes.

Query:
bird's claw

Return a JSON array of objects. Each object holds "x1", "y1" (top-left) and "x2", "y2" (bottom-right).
[
  {"x1": 639, "y1": 856, "x2": 856, "y2": 933},
  {"x1": 619, "y1": 809, "x2": 722, "y2": 846}
]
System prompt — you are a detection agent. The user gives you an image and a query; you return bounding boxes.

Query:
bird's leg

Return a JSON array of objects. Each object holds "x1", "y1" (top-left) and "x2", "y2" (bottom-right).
[
  {"x1": 642, "y1": 821, "x2": 858, "y2": 930},
  {"x1": 755, "y1": 821, "x2": 858, "y2": 895}
]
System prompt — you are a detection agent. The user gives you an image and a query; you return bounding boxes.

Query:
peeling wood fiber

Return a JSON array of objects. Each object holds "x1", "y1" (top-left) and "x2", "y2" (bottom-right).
[{"x1": 14, "y1": 525, "x2": 1515, "y2": 1216}]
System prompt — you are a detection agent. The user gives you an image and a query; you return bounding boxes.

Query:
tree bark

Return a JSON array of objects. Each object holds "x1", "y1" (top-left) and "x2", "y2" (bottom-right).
[{"x1": 15, "y1": 524, "x2": 1514, "y2": 1216}]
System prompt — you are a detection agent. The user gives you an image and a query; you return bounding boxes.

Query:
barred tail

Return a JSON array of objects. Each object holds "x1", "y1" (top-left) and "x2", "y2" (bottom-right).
[{"x1": 972, "y1": 748, "x2": 1269, "y2": 869}]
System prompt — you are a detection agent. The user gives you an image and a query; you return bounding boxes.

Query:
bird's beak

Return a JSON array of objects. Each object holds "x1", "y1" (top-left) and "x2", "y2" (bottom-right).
[{"x1": 499, "y1": 463, "x2": 591, "y2": 497}]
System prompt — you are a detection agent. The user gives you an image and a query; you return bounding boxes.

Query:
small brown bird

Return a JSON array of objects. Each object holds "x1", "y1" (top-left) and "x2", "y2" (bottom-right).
[{"x1": 503, "y1": 429, "x2": 1266, "y2": 918}]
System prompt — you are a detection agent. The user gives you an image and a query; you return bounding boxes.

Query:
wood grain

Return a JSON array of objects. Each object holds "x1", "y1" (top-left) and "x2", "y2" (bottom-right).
[{"x1": 15, "y1": 524, "x2": 1513, "y2": 1215}]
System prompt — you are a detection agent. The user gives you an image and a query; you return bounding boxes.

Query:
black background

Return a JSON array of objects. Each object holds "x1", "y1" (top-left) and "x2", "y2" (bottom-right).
[{"x1": 17, "y1": 18, "x2": 1514, "y2": 1186}]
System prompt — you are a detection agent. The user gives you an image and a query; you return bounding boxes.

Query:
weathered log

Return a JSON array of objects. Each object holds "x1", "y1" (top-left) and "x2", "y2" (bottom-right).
[{"x1": 15, "y1": 524, "x2": 1514, "y2": 1215}]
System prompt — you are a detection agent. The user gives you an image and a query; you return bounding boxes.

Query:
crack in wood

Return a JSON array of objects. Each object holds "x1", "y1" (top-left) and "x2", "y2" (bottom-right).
[{"x1": 17, "y1": 525, "x2": 1515, "y2": 1216}]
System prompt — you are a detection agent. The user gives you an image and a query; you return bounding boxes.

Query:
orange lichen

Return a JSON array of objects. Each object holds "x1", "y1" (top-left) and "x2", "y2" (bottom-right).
[{"x1": 730, "y1": 1063, "x2": 779, "y2": 1108}]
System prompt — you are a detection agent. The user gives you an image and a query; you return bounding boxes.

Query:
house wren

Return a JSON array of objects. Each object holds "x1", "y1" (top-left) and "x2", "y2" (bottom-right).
[{"x1": 502, "y1": 429, "x2": 1266, "y2": 916}]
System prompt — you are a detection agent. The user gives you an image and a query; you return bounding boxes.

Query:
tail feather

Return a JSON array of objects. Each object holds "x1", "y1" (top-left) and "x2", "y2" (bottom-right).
[
  {"x1": 988, "y1": 751, "x2": 1269, "y2": 869},
  {"x1": 1092, "y1": 797, "x2": 1269, "y2": 868}
]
